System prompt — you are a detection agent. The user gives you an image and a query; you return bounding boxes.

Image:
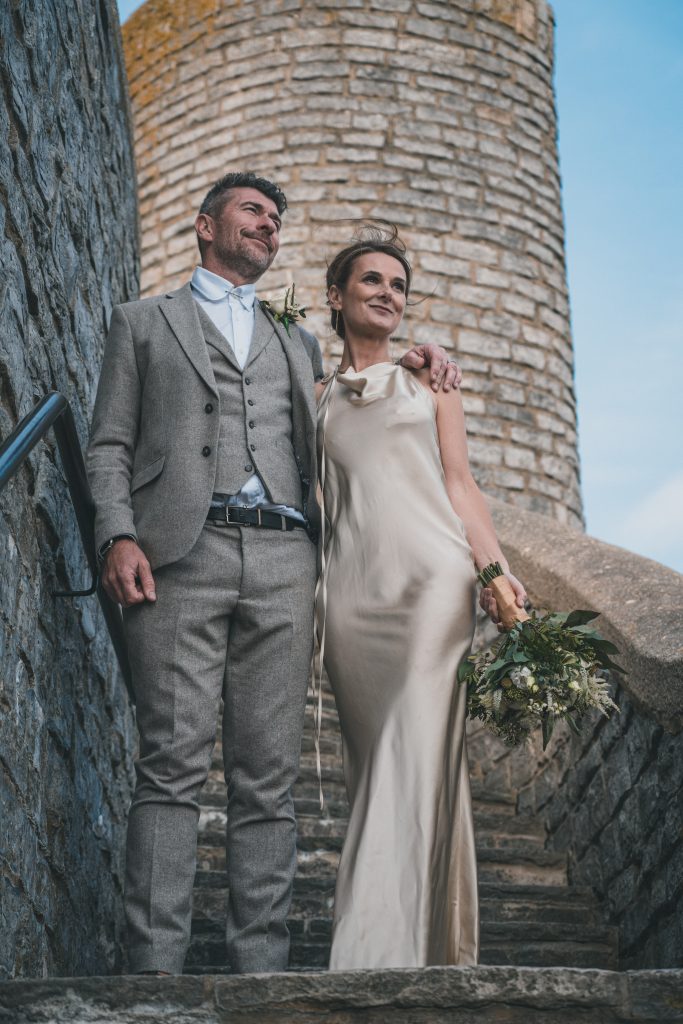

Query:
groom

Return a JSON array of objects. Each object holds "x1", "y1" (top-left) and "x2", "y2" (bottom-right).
[{"x1": 87, "y1": 171, "x2": 460, "y2": 975}]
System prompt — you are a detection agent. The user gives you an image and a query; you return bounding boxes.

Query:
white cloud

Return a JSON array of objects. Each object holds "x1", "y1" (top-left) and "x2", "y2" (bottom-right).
[{"x1": 610, "y1": 471, "x2": 683, "y2": 574}]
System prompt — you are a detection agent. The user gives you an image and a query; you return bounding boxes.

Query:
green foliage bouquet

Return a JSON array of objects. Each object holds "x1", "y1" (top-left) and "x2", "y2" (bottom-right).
[{"x1": 459, "y1": 564, "x2": 621, "y2": 748}]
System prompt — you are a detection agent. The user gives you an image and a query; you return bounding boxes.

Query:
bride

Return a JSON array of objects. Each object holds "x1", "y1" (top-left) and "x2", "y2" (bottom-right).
[{"x1": 315, "y1": 228, "x2": 527, "y2": 970}]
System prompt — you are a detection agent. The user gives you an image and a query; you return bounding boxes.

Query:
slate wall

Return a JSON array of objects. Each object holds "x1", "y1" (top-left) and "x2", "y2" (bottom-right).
[{"x1": 0, "y1": 0, "x2": 138, "y2": 978}]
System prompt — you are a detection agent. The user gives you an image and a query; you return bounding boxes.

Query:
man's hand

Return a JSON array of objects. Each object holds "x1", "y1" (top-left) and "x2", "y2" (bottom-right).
[
  {"x1": 101, "y1": 539, "x2": 156, "y2": 607},
  {"x1": 400, "y1": 343, "x2": 462, "y2": 393}
]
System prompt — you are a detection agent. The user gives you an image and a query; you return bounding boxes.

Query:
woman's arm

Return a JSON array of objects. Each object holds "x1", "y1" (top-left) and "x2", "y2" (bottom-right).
[{"x1": 427, "y1": 378, "x2": 527, "y2": 620}]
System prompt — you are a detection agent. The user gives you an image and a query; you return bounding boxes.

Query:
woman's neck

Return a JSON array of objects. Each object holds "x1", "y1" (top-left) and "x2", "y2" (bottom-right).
[{"x1": 339, "y1": 334, "x2": 392, "y2": 373}]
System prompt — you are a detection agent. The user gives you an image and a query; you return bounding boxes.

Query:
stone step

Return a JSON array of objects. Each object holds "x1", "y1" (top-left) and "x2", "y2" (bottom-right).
[
  {"x1": 197, "y1": 844, "x2": 342, "y2": 875},
  {"x1": 197, "y1": 808, "x2": 545, "y2": 844},
  {"x1": 190, "y1": 892, "x2": 614, "y2": 952},
  {"x1": 196, "y1": 843, "x2": 565, "y2": 887},
  {"x1": 195, "y1": 799, "x2": 543, "y2": 846},
  {"x1": 476, "y1": 846, "x2": 567, "y2": 887},
  {"x1": 5, "y1": 969, "x2": 680, "y2": 1022},
  {"x1": 191, "y1": 886, "x2": 335, "y2": 925},
  {"x1": 185, "y1": 921, "x2": 618, "y2": 972},
  {"x1": 192, "y1": 873, "x2": 601, "y2": 928}
]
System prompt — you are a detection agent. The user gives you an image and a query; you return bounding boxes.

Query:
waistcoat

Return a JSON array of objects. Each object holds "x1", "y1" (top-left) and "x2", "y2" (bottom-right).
[{"x1": 198, "y1": 307, "x2": 304, "y2": 511}]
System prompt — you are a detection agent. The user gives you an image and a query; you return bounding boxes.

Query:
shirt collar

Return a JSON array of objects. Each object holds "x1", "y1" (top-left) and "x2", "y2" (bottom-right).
[{"x1": 191, "y1": 266, "x2": 256, "y2": 310}]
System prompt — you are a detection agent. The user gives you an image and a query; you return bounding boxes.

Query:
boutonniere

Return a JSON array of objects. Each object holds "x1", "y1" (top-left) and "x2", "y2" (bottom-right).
[{"x1": 260, "y1": 285, "x2": 307, "y2": 337}]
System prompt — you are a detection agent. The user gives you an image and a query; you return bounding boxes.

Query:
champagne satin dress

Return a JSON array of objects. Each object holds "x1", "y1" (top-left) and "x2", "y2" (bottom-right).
[{"x1": 316, "y1": 362, "x2": 479, "y2": 970}]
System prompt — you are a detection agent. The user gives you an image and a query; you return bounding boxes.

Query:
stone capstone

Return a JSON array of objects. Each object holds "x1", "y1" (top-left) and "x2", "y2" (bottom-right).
[{"x1": 1, "y1": 968, "x2": 683, "y2": 1023}]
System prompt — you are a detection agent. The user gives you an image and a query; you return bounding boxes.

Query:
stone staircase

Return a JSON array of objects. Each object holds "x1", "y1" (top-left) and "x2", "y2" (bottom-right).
[
  {"x1": 185, "y1": 682, "x2": 619, "y2": 975},
  {"x1": 5, "y1": 684, "x2": 683, "y2": 1023}
]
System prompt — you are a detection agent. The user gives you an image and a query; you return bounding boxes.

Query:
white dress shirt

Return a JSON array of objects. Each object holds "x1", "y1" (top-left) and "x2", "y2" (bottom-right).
[{"x1": 190, "y1": 266, "x2": 304, "y2": 522}]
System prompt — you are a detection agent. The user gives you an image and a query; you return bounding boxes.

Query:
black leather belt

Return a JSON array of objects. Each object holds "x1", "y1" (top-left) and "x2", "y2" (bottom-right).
[{"x1": 206, "y1": 505, "x2": 305, "y2": 531}]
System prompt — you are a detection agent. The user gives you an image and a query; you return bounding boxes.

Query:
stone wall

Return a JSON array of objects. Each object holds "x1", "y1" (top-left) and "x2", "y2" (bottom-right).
[
  {"x1": 0, "y1": 0, "x2": 138, "y2": 978},
  {"x1": 471, "y1": 501, "x2": 683, "y2": 969},
  {"x1": 122, "y1": 0, "x2": 582, "y2": 526},
  {"x1": 519, "y1": 683, "x2": 683, "y2": 969}
]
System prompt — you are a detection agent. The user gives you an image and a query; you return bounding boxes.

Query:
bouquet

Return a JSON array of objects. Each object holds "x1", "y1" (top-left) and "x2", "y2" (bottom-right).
[{"x1": 458, "y1": 563, "x2": 621, "y2": 748}]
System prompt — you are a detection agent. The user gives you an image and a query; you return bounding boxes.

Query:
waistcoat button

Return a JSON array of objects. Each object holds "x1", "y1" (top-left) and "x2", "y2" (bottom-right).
[
  {"x1": 250, "y1": 443, "x2": 256, "y2": 452},
  {"x1": 244, "y1": 463, "x2": 253, "y2": 472},
  {"x1": 205, "y1": 402, "x2": 214, "y2": 413},
  {"x1": 247, "y1": 399, "x2": 254, "y2": 406},
  {"x1": 202, "y1": 446, "x2": 211, "y2": 457},
  {"x1": 249, "y1": 420, "x2": 255, "y2": 428},
  {"x1": 244, "y1": 376, "x2": 251, "y2": 385}
]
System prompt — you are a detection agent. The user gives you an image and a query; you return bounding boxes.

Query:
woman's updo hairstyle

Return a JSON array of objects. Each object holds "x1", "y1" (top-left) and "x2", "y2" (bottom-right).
[{"x1": 326, "y1": 224, "x2": 412, "y2": 340}]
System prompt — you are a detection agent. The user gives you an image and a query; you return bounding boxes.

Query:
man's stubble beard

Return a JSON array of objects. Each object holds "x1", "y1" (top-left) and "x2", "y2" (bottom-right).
[{"x1": 213, "y1": 236, "x2": 274, "y2": 283}]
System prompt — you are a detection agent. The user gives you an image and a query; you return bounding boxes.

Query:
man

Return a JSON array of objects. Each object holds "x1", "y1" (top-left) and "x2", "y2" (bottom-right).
[{"x1": 87, "y1": 172, "x2": 460, "y2": 976}]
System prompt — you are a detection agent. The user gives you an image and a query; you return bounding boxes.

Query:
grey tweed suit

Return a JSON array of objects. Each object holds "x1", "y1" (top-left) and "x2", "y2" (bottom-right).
[{"x1": 86, "y1": 283, "x2": 322, "y2": 974}]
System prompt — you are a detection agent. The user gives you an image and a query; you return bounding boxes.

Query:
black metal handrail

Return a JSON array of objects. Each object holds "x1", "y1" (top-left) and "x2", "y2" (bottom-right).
[{"x1": 0, "y1": 392, "x2": 133, "y2": 701}]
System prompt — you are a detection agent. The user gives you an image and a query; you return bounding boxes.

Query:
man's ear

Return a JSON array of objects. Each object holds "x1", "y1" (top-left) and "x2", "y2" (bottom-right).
[{"x1": 195, "y1": 213, "x2": 215, "y2": 244}]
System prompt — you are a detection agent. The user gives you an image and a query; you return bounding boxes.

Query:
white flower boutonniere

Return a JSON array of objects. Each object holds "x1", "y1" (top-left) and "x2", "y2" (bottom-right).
[{"x1": 260, "y1": 285, "x2": 307, "y2": 337}]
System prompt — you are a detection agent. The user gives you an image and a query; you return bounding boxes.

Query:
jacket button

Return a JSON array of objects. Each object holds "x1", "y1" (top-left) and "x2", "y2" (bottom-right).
[
  {"x1": 205, "y1": 402, "x2": 214, "y2": 414},
  {"x1": 244, "y1": 463, "x2": 253, "y2": 472},
  {"x1": 249, "y1": 420, "x2": 255, "y2": 428},
  {"x1": 250, "y1": 443, "x2": 256, "y2": 452},
  {"x1": 202, "y1": 446, "x2": 211, "y2": 457},
  {"x1": 247, "y1": 399, "x2": 254, "y2": 406},
  {"x1": 244, "y1": 376, "x2": 251, "y2": 385}
]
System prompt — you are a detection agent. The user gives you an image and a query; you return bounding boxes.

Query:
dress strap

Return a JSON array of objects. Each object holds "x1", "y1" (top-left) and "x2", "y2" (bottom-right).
[{"x1": 311, "y1": 369, "x2": 338, "y2": 812}]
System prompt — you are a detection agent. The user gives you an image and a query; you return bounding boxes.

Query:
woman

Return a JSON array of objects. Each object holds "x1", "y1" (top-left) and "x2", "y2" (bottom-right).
[{"x1": 315, "y1": 228, "x2": 527, "y2": 970}]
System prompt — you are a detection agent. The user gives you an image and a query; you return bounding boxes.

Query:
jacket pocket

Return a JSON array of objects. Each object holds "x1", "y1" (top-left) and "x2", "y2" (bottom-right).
[{"x1": 131, "y1": 454, "x2": 165, "y2": 494}]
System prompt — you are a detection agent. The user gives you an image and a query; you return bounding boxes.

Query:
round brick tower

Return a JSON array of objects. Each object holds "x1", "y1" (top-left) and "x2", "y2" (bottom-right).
[{"x1": 122, "y1": 0, "x2": 581, "y2": 526}]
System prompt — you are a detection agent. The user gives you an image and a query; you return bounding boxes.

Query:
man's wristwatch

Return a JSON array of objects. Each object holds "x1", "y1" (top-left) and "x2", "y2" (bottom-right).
[{"x1": 97, "y1": 534, "x2": 137, "y2": 565}]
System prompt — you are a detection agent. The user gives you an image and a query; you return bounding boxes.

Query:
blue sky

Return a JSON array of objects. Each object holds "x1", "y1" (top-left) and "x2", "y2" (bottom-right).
[{"x1": 117, "y1": 0, "x2": 682, "y2": 573}]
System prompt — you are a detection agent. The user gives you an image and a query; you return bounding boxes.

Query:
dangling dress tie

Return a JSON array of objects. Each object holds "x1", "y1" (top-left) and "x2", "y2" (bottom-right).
[{"x1": 310, "y1": 369, "x2": 338, "y2": 812}]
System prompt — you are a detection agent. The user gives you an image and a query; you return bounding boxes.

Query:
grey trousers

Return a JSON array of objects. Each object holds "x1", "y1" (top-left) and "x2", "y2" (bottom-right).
[{"x1": 122, "y1": 522, "x2": 317, "y2": 974}]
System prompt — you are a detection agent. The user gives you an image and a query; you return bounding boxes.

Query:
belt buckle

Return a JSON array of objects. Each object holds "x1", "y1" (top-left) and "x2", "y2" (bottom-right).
[{"x1": 225, "y1": 506, "x2": 241, "y2": 526}]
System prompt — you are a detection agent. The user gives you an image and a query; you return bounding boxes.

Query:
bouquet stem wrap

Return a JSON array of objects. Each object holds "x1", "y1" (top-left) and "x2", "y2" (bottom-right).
[{"x1": 489, "y1": 575, "x2": 530, "y2": 631}]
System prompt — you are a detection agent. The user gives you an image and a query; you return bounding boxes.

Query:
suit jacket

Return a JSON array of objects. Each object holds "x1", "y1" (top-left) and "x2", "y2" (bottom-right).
[{"x1": 86, "y1": 283, "x2": 323, "y2": 570}]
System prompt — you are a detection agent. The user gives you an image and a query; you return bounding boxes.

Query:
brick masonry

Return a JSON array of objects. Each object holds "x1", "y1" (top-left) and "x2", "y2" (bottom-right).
[
  {"x1": 122, "y1": 0, "x2": 583, "y2": 526},
  {"x1": 0, "y1": 0, "x2": 138, "y2": 977}
]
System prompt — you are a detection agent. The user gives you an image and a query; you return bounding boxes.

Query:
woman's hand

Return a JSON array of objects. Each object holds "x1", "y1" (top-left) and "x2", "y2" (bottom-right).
[
  {"x1": 400, "y1": 344, "x2": 462, "y2": 392},
  {"x1": 479, "y1": 572, "x2": 527, "y2": 628}
]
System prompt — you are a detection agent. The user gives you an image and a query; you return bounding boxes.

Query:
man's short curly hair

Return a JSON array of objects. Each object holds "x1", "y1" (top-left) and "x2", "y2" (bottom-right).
[{"x1": 198, "y1": 172, "x2": 288, "y2": 219}]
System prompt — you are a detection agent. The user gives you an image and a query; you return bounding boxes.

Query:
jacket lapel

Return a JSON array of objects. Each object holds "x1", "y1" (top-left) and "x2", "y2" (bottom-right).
[
  {"x1": 245, "y1": 302, "x2": 276, "y2": 368},
  {"x1": 259, "y1": 304, "x2": 317, "y2": 472},
  {"x1": 159, "y1": 283, "x2": 218, "y2": 394}
]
